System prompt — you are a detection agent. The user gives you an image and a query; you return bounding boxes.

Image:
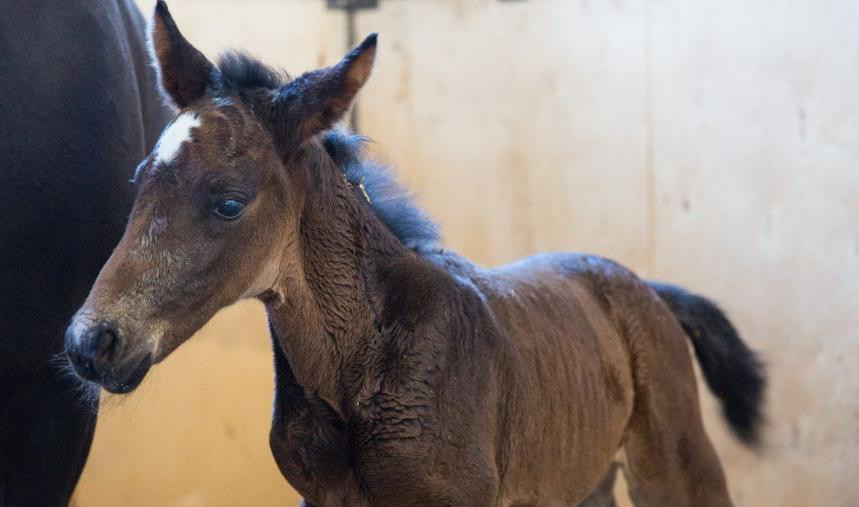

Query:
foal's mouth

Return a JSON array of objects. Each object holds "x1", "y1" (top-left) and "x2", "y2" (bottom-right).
[
  {"x1": 65, "y1": 308, "x2": 162, "y2": 394},
  {"x1": 69, "y1": 349, "x2": 153, "y2": 394},
  {"x1": 99, "y1": 352, "x2": 153, "y2": 394},
  {"x1": 65, "y1": 328, "x2": 154, "y2": 394}
]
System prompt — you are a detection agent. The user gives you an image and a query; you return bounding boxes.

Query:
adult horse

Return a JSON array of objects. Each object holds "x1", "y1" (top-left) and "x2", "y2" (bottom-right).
[
  {"x1": 66, "y1": 2, "x2": 765, "y2": 505},
  {"x1": 0, "y1": 0, "x2": 170, "y2": 504}
]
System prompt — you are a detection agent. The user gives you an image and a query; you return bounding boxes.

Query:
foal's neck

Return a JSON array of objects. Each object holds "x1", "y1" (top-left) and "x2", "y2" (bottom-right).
[{"x1": 265, "y1": 141, "x2": 409, "y2": 411}]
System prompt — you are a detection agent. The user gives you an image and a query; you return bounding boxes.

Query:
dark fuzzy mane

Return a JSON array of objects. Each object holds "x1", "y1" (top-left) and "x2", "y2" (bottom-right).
[
  {"x1": 323, "y1": 131, "x2": 441, "y2": 254},
  {"x1": 216, "y1": 50, "x2": 288, "y2": 91}
]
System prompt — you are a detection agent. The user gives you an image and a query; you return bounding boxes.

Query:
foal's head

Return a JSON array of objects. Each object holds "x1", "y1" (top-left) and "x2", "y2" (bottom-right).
[{"x1": 65, "y1": 1, "x2": 377, "y2": 393}]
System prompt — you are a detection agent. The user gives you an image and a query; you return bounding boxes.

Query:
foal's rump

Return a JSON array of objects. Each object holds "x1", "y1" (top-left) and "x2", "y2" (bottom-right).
[{"x1": 482, "y1": 252, "x2": 763, "y2": 504}]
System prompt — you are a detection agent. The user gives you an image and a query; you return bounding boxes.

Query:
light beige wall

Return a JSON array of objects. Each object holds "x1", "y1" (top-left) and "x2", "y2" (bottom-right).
[{"x1": 75, "y1": 1, "x2": 858, "y2": 505}]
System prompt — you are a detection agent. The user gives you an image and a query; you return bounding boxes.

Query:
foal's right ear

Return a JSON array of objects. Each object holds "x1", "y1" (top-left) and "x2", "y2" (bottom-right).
[
  {"x1": 270, "y1": 34, "x2": 377, "y2": 145},
  {"x1": 149, "y1": 1, "x2": 216, "y2": 109}
]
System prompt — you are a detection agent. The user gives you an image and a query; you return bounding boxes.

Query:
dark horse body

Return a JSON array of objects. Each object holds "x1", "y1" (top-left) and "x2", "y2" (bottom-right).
[
  {"x1": 65, "y1": 3, "x2": 765, "y2": 505},
  {"x1": 268, "y1": 135, "x2": 765, "y2": 506},
  {"x1": 0, "y1": 0, "x2": 169, "y2": 503}
]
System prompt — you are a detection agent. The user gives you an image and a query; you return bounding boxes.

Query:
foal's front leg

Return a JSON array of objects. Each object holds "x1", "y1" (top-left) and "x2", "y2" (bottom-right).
[{"x1": 268, "y1": 332, "x2": 355, "y2": 504}]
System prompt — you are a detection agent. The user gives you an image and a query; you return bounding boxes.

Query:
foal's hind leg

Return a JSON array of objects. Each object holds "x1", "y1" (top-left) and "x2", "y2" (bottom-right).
[
  {"x1": 578, "y1": 463, "x2": 619, "y2": 507},
  {"x1": 618, "y1": 296, "x2": 732, "y2": 506}
]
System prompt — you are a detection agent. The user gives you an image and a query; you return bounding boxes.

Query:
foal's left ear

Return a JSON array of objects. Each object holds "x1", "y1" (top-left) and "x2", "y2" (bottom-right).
[
  {"x1": 149, "y1": 0, "x2": 216, "y2": 109},
  {"x1": 273, "y1": 34, "x2": 377, "y2": 144}
]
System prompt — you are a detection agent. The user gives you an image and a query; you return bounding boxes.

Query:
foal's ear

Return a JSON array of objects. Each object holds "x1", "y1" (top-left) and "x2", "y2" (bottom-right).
[
  {"x1": 274, "y1": 34, "x2": 377, "y2": 144},
  {"x1": 149, "y1": 1, "x2": 216, "y2": 109}
]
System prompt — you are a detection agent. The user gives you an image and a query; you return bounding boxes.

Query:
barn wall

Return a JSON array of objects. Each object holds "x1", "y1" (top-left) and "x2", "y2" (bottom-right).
[{"x1": 74, "y1": 1, "x2": 858, "y2": 505}]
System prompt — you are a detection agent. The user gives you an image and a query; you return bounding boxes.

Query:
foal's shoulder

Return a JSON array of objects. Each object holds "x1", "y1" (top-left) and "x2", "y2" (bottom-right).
[{"x1": 376, "y1": 250, "x2": 490, "y2": 328}]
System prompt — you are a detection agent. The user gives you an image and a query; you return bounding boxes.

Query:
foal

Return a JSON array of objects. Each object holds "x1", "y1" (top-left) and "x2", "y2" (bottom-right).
[{"x1": 65, "y1": 2, "x2": 765, "y2": 505}]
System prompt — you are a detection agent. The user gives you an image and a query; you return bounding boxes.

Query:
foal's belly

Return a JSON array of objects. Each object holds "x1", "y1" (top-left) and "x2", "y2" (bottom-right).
[{"x1": 489, "y1": 273, "x2": 635, "y2": 504}]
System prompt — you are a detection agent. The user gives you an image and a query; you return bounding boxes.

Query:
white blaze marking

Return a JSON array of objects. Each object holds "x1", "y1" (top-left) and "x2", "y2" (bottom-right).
[{"x1": 153, "y1": 113, "x2": 200, "y2": 165}]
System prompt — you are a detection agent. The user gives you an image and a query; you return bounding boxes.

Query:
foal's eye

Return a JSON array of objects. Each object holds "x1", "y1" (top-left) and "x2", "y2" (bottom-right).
[{"x1": 213, "y1": 199, "x2": 245, "y2": 220}]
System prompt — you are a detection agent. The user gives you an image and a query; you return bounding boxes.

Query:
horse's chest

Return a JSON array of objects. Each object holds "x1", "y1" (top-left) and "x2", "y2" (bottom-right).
[
  {"x1": 269, "y1": 395, "x2": 445, "y2": 504},
  {"x1": 268, "y1": 405, "x2": 359, "y2": 503}
]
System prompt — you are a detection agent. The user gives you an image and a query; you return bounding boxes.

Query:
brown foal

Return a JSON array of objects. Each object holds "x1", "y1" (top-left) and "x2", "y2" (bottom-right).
[{"x1": 65, "y1": 2, "x2": 765, "y2": 505}]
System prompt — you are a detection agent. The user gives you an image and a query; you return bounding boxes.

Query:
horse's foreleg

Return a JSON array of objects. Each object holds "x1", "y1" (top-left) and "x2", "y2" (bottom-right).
[
  {"x1": 0, "y1": 363, "x2": 98, "y2": 506},
  {"x1": 268, "y1": 330, "x2": 355, "y2": 504}
]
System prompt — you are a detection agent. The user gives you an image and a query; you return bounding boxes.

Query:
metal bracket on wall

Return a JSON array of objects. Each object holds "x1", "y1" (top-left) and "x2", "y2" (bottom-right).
[
  {"x1": 326, "y1": 0, "x2": 378, "y2": 10},
  {"x1": 329, "y1": 0, "x2": 523, "y2": 5},
  {"x1": 326, "y1": 0, "x2": 378, "y2": 132}
]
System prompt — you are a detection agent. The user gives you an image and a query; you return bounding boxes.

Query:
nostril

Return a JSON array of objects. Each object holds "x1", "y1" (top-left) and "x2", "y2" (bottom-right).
[{"x1": 92, "y1": 323, "x2": 120, "y2": 361}]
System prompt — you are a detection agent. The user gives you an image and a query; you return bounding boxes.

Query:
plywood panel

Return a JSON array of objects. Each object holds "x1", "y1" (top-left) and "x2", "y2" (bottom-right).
[
  {"x1": 357, "y1": 0, "x2": 650, "y2": 268},
  {"x1": 647, "y1": 1, "x2": 859, "y2": 504}
]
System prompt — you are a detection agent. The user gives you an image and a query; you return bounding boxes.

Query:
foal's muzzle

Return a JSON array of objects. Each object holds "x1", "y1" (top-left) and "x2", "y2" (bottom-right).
[{"x1": 64, "y1": 320, "x2": 152, "y2": 394}]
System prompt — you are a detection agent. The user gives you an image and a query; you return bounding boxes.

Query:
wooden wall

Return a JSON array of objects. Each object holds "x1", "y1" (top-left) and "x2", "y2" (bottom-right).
[{"x1": 74, "y1": 1, "x2": 858, "y2": 505}]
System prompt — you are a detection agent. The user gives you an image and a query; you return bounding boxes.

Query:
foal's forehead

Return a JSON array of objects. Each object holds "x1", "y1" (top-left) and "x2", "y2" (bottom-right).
[{"x1": 150, "y1": 98, "x2": 265, "y2": 170}]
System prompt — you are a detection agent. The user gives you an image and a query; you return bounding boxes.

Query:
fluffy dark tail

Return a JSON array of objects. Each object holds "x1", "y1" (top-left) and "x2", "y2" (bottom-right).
[{"x1": 649, "y1": 282, "x2": 766, "y2": 446}]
